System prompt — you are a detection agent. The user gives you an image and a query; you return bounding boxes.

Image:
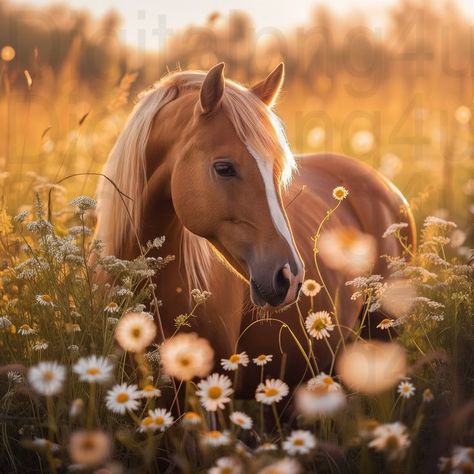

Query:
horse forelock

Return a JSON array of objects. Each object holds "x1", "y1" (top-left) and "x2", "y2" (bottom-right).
[{"x1": 95, "y1": 69, "x2": 296, "y2": 293}]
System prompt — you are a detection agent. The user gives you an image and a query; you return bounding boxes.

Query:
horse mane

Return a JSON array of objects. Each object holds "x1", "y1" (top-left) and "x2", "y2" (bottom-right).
[{"x1": 95, "y1": 69, "x2": 296, "y2": 292}]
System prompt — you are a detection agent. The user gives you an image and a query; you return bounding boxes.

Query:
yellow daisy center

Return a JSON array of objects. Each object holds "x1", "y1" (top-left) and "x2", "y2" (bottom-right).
[
  {"x1": 265, "y1": 388, "x2": 278, "y2": 397},
  {"x1": 131, "y1": 326, "x2": 142, "y2": 339},
  {"x1": 229, "y1": 354, "x2": 240, "y2": 363},
  {"x1": 208, "y1": 386, "x2": 223, "y2": 399},
  {"x1": 42, "y1": 371, "x2": 54, "y2": 382},
  {"x1": 312, "y1": 319, "x2": 326, "y2": 331},
  {"x1": 116, "y1": 392, "x2": 129, "y2": 403},
  {"x1": 142, "y1": 417, "x2": 153, "y2": 426},
  {"x1": 87, "y1": 367, "x2": 100, "y2": 375},
  {"x1": 20, "y1": 324, "x2": 31, "y2": 330},
  {"x1": 184, "y1": 412, "x2": 200, "y2": 421},
  {"x1": 155, "y1": 416, "x2": 164, "y2": 425},
  {"x1": 208, "y1": 430, "x2": 222, "y2": 438},
  {"x1": 307, "y1": 283, "x2": 316, "y2": 291},
  {"x1": 179, "y1": 356, "x2": 191, "y2": 367},
  {"x1": 402, "y1": 386, "x2": 410, "y2": 392},
  {"x1": 257, "y1": 355, "x2": 267, "y2": 361},
  {"x1": 143, "y1": 385, "x2": 154, "y2": 392},
  {"x1": 293, "y1": 438, "x2": 305, "y2": 446},
  {"x1": 323, "y1": 376, "x2": 334, "y2": 385},
  {"x1": 221, "y1": 468, "x2": 232, "y2": 474},
  {"x1": 385, "y1": 435, "x2": 400, "y2": 450},
  {"x1": 41, "y1": 294, "x2": 52, "y2": 302}
]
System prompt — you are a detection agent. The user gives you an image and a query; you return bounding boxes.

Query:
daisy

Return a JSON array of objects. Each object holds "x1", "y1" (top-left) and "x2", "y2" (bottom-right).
[
  {"x1": 308, "y1": 372, "x2": 342, "y2": 392},
  {"x1": 256, "y1": 442, "x2": 278, "y2": 452},
  {"x1": 73, "y1": 355, "x2": 114, "y2": 384},
  {"x1": 105, "y1": 383, "x2": 140, "y2": 414},
  {"x1": 18, "y1": 324, "x2": 36, "y2": 335},
  {"x1": 230, "y1": 411, "x2": 253, "y2": 430},
  {"x1": 31, "y1": 437, "x2": 61, "y2": 453},
  {"x1": 115, "y1": 312, "x2": 157, "y2": 353},
  {"x1": 221, "y1": 351, "x2": 249, "y2": 371},
  {"x1": 369, "y1": 422, "x2": 410, "y2": 461},
  {"x1": 104, "y1": 302, "x2": 120, "y2": 313},
  {"x1": 0, "y1": 316, "x2": 15, "y2": 333},
  {"x1": 301, "y1": 279, "x2": 322, "y2": 297},
  {"x1": 28, "y1": 361, "x2": 66, "y2": 396},
  {"x1": 196, "y1": 373, "x2": 233, "y2": 411},
  {"x1": 36, "y1": 294, "x2": 54, "y2": 307},
  {"x1": 296, "y1": 384, "x2": 346, "y2": 418},
  {"x1": 141, "y1": 408, "x2": 173, "y2": 432},
  {"x1": 253, "y1": 354, "x2": 273, "y2": 366},
  {"x1": 33, "y1": 340, "x2": 49, "y2": 351},
  {"x1": 258, "y1": 458, "x2": 301, "y2": 474},
  {"x1": 181, "y1": 411, "x2": 202, "y2": 427},
  {"x1": 305, "y1": 311, "x2": 335, "y2": 339},
  {"x1": 69, "y1": 430, "x2": 111, "y2": 466},
  {"x1": 377, "y1": 318, "x2": 394, "y2": 330},
  {"x1": 332, "y1": 186, "x2": 349, "y2": 201},
  {"x1": 65, "y1": 323, "x2": 81, "y2": 333},
  {"x1": 202, "y1": 430, "x2": 232, "y2": 447},
  {"x1": 139, "y1": 415, "x2": 156, "y2": 433},
  {"x1": 138, "y1": 384, "x2": 161, "y2": 398},
  {"x1": 160, "y1": 332, "x2": 214, "y2": 381},
  {"x1": 422, "y1": 388, "x2": 434, "y2": 403},
  {"x1": 209, "y1": 457, "x2": 242, "y2": 474},
  {"x1": 282, "y1": 430, "x2": 317, "y2": 455},
  {"x1": 397, "y1": 380, "x2": 415, "y2": 399},
  {"x1": 255, "y1": 378, "x2": 289, "y2": 405}
]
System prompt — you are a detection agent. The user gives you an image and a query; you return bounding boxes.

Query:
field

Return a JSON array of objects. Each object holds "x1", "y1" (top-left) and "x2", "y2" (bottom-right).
[{"x1": 0, "y1": 1, "x2": 473, "y2": 473}]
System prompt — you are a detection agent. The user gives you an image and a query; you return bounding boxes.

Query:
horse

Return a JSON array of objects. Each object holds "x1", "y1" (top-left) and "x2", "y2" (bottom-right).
[{"x1": 95, "y1": 62, "x2": 416, "y2": 392}]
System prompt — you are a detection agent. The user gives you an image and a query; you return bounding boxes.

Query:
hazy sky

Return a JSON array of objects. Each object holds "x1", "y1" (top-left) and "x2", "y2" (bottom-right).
[{"x1": 11, "y1": 0, "x2": 474, "y2": 51}]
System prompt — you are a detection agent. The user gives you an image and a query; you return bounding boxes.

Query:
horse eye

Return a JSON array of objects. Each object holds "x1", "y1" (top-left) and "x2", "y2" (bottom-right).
[{"x1": 213, "y1": 161, "x2": 236, "y2": 177}]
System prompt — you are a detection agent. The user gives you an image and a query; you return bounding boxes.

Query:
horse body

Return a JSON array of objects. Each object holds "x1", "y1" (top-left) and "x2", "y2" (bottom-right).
[{"x1": 95, "y1": 64, "x2": 415, "y2": 390}]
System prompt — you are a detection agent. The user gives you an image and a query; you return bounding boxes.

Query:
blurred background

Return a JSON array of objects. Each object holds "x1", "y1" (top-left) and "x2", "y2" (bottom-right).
[{"x1": 0, "y1": 0, "x2": 473, "y2": 250}]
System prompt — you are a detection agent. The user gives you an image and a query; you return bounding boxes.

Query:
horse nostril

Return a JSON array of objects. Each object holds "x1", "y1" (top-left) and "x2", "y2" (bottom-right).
[{"x1": 274, "y1": 266, "x2": 291, "y2": 299}]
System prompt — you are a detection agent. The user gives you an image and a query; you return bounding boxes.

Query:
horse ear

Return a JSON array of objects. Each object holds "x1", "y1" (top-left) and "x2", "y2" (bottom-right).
[
  {"x1": 199, "y1": 62, "x2": 225, "y2": 114},
  {"x1": 250, "y1": 62, "x2": 285, "y2": 107}
]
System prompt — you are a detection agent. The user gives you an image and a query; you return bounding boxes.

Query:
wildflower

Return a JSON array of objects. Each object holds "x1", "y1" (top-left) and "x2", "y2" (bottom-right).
[
  {"x1": 368, "y1": 422, "x2": 410, "y2": 461},
  {"x1": 69, "y1": 430, "x2": 111, "y2": 466},
  {"x1": 160, "y1": 332, "x2": 214, "y2": 381},
  {"x1": 397, "y1": 380, "x2": 415, "y2": 399},
  {"x1": 301, "y1": 279, "x2": 322, "y2": 297},
  {"x1": 70, "y1": 399, "x2": 84, "y2": 417},
  {"x1": 422, "y1": 388, "x2": 434, "y2": 403},
  {"x1": 0, "y1": 317, "x2": 16, "y2": 334},
  {"x1": 202, "y1": 430, "x2": 231, "y2": 447},
  {"x1": 382, "y1": 222, "x2": 408, "y2": 238},
  {"x1": 230, "y1": 411, "x2": 253, "y2": 430},
  {"x1": 182, "y1": 411, "x2": 202, "y2": 427},
  {"x1": 18, "y1": 324, "x2": 36, "y2": 335},
  {"x1": 70, "y1": 196, "x2": 97, "y2": 211},
  {"x1": 141, "y1": 408, "x2": 174, "y2": 432},
  {"x1": 209, "y1": 457, "x2": 242, "y2": 474},
  {"x1": 115, "y1": 312, "x2": 157, "y2": 353},
  {"x1": 105, "y1": 383, "x2": 140, "y2": 414},
  {"x1": 332, "y1": 186, "x2": 349, "y2": 201},
  {"x1": 282, "y1": 430, "x2": 317, "y2": 455},
  {"x1": 33, "y1": 340, "x2": 49, "y2": 351},
  {"x1": 105, "y1": 302, "x2": 120, "y2": 313},
  {"x1": 221, "y1": 351, "x2": 249, "y2": 371},
  {"x1": 36, "y1": 294, "x2": 54, "y2": 307},
  {"x1": 191, "y1": 288, "x2": 211, "y2": 304},
  {"x1": 65, "y1": 323, "x2": 81, "y2": 334},
  {"x1": 255, "y1": 378, "x2": 289, "y2": 405},
  {"x1": 68, "y1": 344, "x2": 79, "y2": 354},
  {"x1": 253, "y1": 354, "x2": 273, "y2": 366},
  {"x1": 308, "y1": 372, "x2": 342, "y2": 392},
  {"x1": 31, "y1": 437, "x2": 61, "y2": 453},
  {"x1": 107, "y1": 317, "x2": 119, "y2": 326},
  {"x1": 28, "y1": 361, "x2": 66, "y2": 396},
  {"x1": 258, "y1": 458, "x2": 301, "y2": 474},
  {"x1": 138, "y1": 384, "x2": 161, "y2": 398},
  {"x1": 13, "y1": 209, "x2": 29, "y2": 223},
  {"x1": 337, "y1": 341, "x2": 406, "y2": 394},
  {"x1": 295, "y1": 384, "x2": 346, "y2": 418},
  {"x1": 305, "y1": 311, "x2": 335, "y2": 339},
  {"x1": 424, "y1": 216, "x2": 457, "y2": 228},
  {"x1": 358, "y1": 419, "x2": 380, "y2": 441},
  {"x1": 377, "y1": 318, "x2": 394, "y2": 330},
  {"x1": 256, "y1": 442, "x2": 278, "y2": 452},
  {"x1": 196, "y1": 373, "x2": 233, "y2": 411},
  {"x1": 73, "y1": 355, "x2": 114, "y2": 384}
]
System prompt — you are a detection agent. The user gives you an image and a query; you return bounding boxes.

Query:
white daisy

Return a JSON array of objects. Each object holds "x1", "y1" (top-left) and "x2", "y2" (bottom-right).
[
  {"x1": 230, "y1": 411, "x2": 253, "y2": 430},
  {"x1": 115, "y1": 312, "x2": 157, "y2": 353},
  {"x1": 282, "y1": 430, "x2": 317, "y2": 455},
  {"x1": 256, "y1": 442, "x2": 278, "y2": 452},
  {"x1": 397, "y1": 380, "x2": 415, "y2": 399},
  {"x1": 301, "y1": 279, "x2": 322, "y2": 297},
  {"x1": 138, "y1": 384, "x2": 162, "y2": 398},
  {"x1": 181, "y1": 411, "x2": 202, "y2": 427},
  {"x1": 377, "y1": 318, "x2": 394, "y2": 330},
  {"x1": 196, "y1": 373, "x2": 233, "y2": 411},
  {"x1": 28, "y1": 361, "x2": 66, "y2": 396},
  {"x1": 18, "y1": 324, "x2": 36, "y2": 335},
  {"x1": 31, "y1": 437, "x2": 61, "y2": 453},
  {"x1": 73, "y1": 355, "x2": 114, "y2": 384},
  {"x1": 422, "y1": 388, "x2": 434, "y2": 403},
  {"x1": 305, "y1": 311, "x2": 335, "y2": 339},
  {"x1": 69, "y1": 430, "x2": 111, "y2": 467},
  {"x1": 221, "y1": 351, "x2": 249, "y2": 371},
  {"x1": 104, "y1": 302, "x2": 120, "y2": 313},
  {"x1": 332, "y1": 186, "x2": 349, "y2": 201},
  {"x1": 257, "y1": 458, "x2": 301, "y2": 474},
  {"x1": 369, "y1": 422, "x2": 410, "y2": 461},
  {"x1": 33, "y1": 340, "x2": 49, "y2": 351},
  {"x1": 252, "y1": 354, "x2": 273, "y2": 366},
  {"x1": 307, "y1": 372, "x2": 342, "y2": 392},
  {"x1": 105, "y1": 383, "x2": 140, "y2": 414},
  {"x1": 139, "y1": 408, "x2": 174, "y2": 433},
  {"x1": 202, "y1": 430, "x2": 232, "y2": 447},
  {"x1": 160, "y1": 332, "x2": 214, "y2": 381},
  {"x1": 36, "y1": 294, "x2": 54, "y2": 307},
  {"x1": 295, "y1": 384, "x2": 346, "y2": 418},
  {"x1": 255, "y1": 378, "x2": 289, "y2": 405},
  {"x1": 209, "y1": 456, "x2": 242, "y2": 474}
]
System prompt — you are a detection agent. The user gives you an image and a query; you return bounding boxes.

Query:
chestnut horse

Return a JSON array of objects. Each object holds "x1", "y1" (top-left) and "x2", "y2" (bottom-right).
[{"x1": 95, "y1": 63, "x2": 415, "y2": 391}]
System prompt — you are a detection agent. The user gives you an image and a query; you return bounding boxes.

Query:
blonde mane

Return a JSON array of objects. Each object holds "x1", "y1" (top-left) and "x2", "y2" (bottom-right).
[{"x1": 95, "y1": 70, "x2": 296, "y2": 292}]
